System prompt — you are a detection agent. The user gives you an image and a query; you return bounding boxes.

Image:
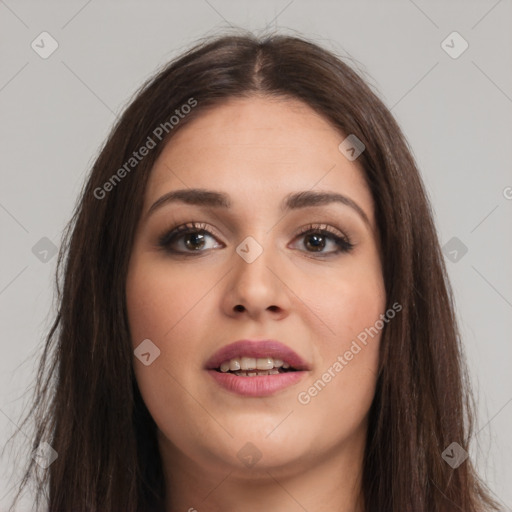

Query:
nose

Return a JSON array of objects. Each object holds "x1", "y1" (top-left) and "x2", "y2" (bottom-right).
[{"x1": 221, "y1": 238, "x2": 291, "y2": 321}]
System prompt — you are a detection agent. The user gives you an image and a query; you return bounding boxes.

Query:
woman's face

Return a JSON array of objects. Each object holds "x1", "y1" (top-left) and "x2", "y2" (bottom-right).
[{"x1": 126, "y1": 96, "x2": 386, "y2": 478}]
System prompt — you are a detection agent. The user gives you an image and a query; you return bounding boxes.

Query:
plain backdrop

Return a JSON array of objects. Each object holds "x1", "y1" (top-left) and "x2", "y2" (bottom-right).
[{"x1": 1, "y1": 0, "x2": 511, "y2": 510}]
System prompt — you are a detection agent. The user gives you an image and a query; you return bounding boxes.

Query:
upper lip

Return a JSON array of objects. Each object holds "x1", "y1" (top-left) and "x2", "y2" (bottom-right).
[{"x1": 204, "y1": 339, "x2": 311, "y2": 371}]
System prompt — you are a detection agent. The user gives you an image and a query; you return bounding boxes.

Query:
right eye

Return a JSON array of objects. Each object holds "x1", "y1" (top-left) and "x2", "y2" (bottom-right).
[{"x1": 158, "y1": 222, "x2": 223, "y2": 254}]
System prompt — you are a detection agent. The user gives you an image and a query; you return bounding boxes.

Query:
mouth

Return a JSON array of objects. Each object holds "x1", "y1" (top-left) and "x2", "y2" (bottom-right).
[
  {"x1": 213, "y1": 356, "x2": 299, "y2": 377},
  {"x1": 204, "y1": 339, "x2": 310, "y2": 397}
]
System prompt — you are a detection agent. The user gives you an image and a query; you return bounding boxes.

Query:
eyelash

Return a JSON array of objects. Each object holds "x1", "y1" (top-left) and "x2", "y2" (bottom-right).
[{"x1": 157, "y1": 221, "x2": 354, "y2": 257}]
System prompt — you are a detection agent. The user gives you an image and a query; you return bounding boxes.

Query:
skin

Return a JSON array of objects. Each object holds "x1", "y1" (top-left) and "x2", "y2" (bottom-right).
[{"x1": 126, "y1": 95, "x2": 386, "y2": 512}]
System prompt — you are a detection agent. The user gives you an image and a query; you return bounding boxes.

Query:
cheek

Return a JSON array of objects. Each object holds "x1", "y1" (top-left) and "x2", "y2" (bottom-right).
[
  {"x1": 126, "y1": 258, "x2": 213, "y2": 450},
  {"x1": 295, "y1": 257, "x2": 385, "y2": 421},
  {"x1": 125, "y1": 255, "x2": 199, "y2": 386},
  {"x1": 331, "y1": 277, "x2": 385, "y2": 345},
  {"x1": 126, "y1": 255, "x2": 212, "y2": 344},
  {"x1": 126, "y1": 257, "x2": 211, "y2": 406},
  {"x1": 292, "y1": 250, "x2": 386, "y2": 354}
]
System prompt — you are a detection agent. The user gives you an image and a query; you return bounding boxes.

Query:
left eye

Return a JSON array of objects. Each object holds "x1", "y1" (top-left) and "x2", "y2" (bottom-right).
[
  {"x1": 291, "y1": 228, "x2": 353, "y2": 254},
  {"x1": 158, "y1": 223, "x2": 353, "y2": 255}
]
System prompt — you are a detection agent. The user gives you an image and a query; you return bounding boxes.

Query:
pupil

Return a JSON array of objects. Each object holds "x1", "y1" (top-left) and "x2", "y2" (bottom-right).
[
  {"x1": 306, "y1": 233, "x2": 325, "y2": 251},
  {"x1": 185, "y1": 232, "x2": 205, "y2": 250}
]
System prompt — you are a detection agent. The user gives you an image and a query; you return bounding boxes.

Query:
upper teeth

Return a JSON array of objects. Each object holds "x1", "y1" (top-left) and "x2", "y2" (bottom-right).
[{"x1": 219, "y1": 357, "x2": 291, "y2": 372}]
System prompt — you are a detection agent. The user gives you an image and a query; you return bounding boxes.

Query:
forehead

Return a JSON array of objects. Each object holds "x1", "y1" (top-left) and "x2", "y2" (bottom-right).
[{"x1": 145, "y1": 96, "x2": 373, "y2": 219}]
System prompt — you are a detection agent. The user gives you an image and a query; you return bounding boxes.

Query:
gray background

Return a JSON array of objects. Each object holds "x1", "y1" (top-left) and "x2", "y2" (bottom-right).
[{"x1": 1, "y1": 0, "x2": 511, "y2": 509}]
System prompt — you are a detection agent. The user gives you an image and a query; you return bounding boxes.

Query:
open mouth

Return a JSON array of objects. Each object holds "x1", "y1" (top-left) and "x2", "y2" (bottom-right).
[
  {"x1": 213, "y1": 356, "x2": 299, "y2": 377},
  {"x1": 206, "y1": 348, "x2": 308, "y2": 396}
]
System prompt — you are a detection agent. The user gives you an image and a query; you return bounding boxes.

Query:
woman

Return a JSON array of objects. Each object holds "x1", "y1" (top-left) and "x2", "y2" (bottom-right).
[{"x1": 9, "y1": 31, "x2": 500, "y2": 511}]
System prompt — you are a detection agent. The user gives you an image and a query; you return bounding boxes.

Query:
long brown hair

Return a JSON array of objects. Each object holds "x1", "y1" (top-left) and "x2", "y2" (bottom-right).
[{"x1": 8, "y1": 29, "x2": 500, "y2": 511}]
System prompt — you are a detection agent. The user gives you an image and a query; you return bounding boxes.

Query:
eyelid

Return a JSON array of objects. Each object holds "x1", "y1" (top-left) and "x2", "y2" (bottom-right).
[
  {"x1": 292, "y1": 222, "x2": 348, "y2": 240},
  {"x1": 158, "y1": 222, "x2": 350, "y2": 245},
  {"x1": 158, "y1": 220, "x2": 354, "y2": 256},
  {"x1": 157, "y1": 221, "x2": 224, "y2": 247},
  {"x1": 290, "y1": 223, "x2": 354, "y2": 254}
]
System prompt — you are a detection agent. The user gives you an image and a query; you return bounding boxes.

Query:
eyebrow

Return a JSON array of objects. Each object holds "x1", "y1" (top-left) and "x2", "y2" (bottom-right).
[{"x1": 146, "y1": 188, "x2": 370, "y2": 226}]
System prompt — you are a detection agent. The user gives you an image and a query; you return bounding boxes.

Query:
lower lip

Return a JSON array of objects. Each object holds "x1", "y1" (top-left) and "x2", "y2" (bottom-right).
[{"x1": 207, "y1": 369, "x2": 306, "y2": 397}]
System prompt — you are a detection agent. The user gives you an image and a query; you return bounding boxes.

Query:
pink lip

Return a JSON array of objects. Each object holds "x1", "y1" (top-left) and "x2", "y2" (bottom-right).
[
  {"x1": 204, "y1": 339, "x2": 310, "y2": 398},
  {"x1": 204, "y1": 339, "x2": 310, "y2": 371},
  {"x1": 207, "y1": 370, "x2": 306, "y2": 397}
]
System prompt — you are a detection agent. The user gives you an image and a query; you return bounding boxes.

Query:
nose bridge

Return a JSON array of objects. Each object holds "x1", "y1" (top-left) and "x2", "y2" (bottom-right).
[
  {"x1": 227, "y1": 231, "x2": 287, "y2": 312},
  {"x1": 233, "y1": 233, "x2": 274, "y2": 287}
]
